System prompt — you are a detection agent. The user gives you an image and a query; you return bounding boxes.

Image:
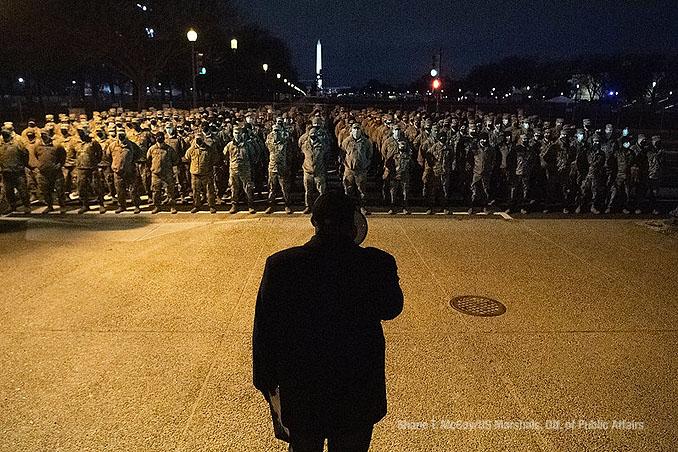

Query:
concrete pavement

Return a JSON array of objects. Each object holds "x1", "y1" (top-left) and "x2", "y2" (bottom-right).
[{"x1": 0, "y1": 214, "x2": 676, "y2": 451}]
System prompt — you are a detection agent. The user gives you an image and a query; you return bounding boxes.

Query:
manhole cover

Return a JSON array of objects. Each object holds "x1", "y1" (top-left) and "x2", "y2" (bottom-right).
[{"x1": 450, "y1": 296, "x2": 506, "y2": 317}]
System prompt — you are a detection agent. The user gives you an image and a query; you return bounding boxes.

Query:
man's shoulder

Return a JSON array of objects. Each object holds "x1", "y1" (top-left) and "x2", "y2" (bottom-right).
[
  {"x1": 266, "y1": 245, "x2": 309, "y2": 265},
  {"x1": 361, "y1": 246, "x2": 396, "y2": 265}
]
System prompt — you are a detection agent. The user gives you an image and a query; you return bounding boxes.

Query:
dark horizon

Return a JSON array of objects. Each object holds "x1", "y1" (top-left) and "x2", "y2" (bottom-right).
[{"x1": 240, "y1": 0, "x2": 678, "y2": 87}]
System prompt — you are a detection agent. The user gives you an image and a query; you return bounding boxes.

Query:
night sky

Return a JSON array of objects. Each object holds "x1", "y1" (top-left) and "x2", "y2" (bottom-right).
[{"x1": 239, "y1": 0, "x2": 678, "y2": 87}]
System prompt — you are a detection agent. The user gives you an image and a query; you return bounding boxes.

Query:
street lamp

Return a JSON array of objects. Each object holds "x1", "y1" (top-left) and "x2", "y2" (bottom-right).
[
  {"x1": 187, "y1": 28, "x2": 198, "y2": 108},
  {"x1": 276, "y1": 73, "x2": 281, "y2": 79},
  {"x1": 262, "y1": 63, "x2": 269, "y2": 73},
  {"x1": 231, "y1": 38, "x2": 238, "y2": 51}
]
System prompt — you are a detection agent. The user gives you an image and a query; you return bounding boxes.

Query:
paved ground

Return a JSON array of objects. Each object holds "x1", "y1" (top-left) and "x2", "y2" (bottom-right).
[{"x1": 1, "y1": 212, "x2": 677, "y2": 451}]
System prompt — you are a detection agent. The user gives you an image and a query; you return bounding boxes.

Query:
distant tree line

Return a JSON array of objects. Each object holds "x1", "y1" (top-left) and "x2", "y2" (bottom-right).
[
  {"x1": 0, "y1": 0, "x2": 298, "y2": 109},
  {"x1": 350, "y1": 54, "x2": 677, "y2": 106}
]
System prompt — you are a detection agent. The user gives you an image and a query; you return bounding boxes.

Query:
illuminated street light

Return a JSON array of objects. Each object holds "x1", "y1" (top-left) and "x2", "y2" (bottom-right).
[
  {"x1": 18, "y1": 77, "x2": 24, "y2": 83},
  {"x1": 72, "y1": 80, "x2": 77, "y2": 85},
  {"x1": 231, "y1": 38, "x2": 238, "y2": 50},
  {"x1": 186, "y1": 28, "x2": 197, "y2": 42},
  {"x1": 432, "y1": 79, "x2": 440, "y2": 90},
  {"x1": 284, "y1": 78, "x2": 287, "y2": 83},
  {"x1": 262, "y1": 63, "x2": 269, "y2": 73},
  {"x1": 276, "y1": 73, "x2": 281, "y2": 79},
  {"x1": 430, "y1": 68, "x2": 438, "y2": 77}
]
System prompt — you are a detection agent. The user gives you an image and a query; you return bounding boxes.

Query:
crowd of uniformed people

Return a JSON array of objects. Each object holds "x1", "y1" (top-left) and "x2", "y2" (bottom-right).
[{"x1": 0, "y1": 105, "x2": 670, "y2": 216}]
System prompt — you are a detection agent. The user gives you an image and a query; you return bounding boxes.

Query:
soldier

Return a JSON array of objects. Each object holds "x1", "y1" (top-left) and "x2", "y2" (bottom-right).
[
  {"x1": 224, "y1": 125, "x2": 257, "y2": 214},
  {"x1": 576, "y1": 133, "x2": 606, "y2": 214},
  {"x1": 382, "y1": 124, "x2": 413, "y2": 214},
  {"x1": 340, "y1": 123, "x2": 373, "y2": 214},
  {"x1": 606, "y1": 136, "x2": 633, "y2": 214},
  {"x1": 22, "y1": 127, "x2": 42, "y2": 201},
  {"x1": 264, "y1": 123, "x2": 293, "y2": 214},
  {"x1": 166, "y1": 123, "x2": 189, "y2": 202},
  {"x1": 468, "y1": 132, "x2": 497, "y2": 213},
  {"x1": 56, "y1": 122, "x2": 79, "y2": 195},
  {"x1": 108, "y1": 128, "x2": 143, "y2": 214},
  {"x1": 647, "y1": 135, "x2": 664, "y2": 215},
  {"x1": 74, "y1": 125, "x2": 105, "y2": 214},
  {"x1": 511, "y1": 133, "x2": 538, "y2": 214},
  {"x1": 0, "y1": 124, "x2": 31, "y2": 214},
  {"x1": 185, "y1": 134, "x2": 218, "y2": 214},
  {"x1": 497, "y1": 131, "x2": 516, "y2": 208},
  {"x1": 147, "y1": 131, "x2": 178, "y2": 214},
  {"x1": 630, "y1": 134, "x2": 650, "y2": 214},
  {"x1": 419, "y1": 130, "x2": 454, "y2": 214},
  {"x1": 300, "y1": 127, "x2": 329, "y2": 214},
  {"x1": 34, "y1": 129, "x2": 67, "y2": 214}
]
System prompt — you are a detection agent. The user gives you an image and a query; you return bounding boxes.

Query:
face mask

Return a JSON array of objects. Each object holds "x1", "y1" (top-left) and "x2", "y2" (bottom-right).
[
  {"x1": 523, "y1": 123, "x2": 529, "y2": 129},
  {"x1": 1, "y1": 132, "x2": 11, "y2": 140},
  {"x1": 351, "y1": 129, "x2": 360, "y2": 139},
  {"x1": 246, "y1": 116, "x2": 253, "y2": 124},
  {"x1": 605, "y1": 128, "x2": 613, "y2": 135},
  {"x1": 117, "y1": 132, "x2": 126, "y2": 140},
  {"x1": 96, "y1": 132, "x2": 105, "y2": 140},
  {"x1": 392, "y1": 130, "x2": 400, "y2": 140},
  {"x1": 576, "y1": 134, "x2": 584, "y2": 142},
  {"x1": 195, "y1": 137, "x2": 204, "y2": 146},
  {"x1": 654, "y1": 141, "x2": 661, "y2": 148},
  {"x1": 623, "y1": 142, "x2": 631, "y2": 149},
  {"x1": 27, "y1": 133, "x2": 36, "y2": 141},
  {"x1": 622, "y1": 128, "x2": 629, "y2": 136},
  {"x1": 156, "y1": 135, "x2": 165, "y2": 144}
]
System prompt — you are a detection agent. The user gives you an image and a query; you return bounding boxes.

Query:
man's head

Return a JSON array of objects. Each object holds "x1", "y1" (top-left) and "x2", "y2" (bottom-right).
[{"x1": 311, "y1": 191, "x2": 358, "y2": 239}]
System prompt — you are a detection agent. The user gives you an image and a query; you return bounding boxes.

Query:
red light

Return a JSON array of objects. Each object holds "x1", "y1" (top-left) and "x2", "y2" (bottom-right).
[{"x1": 432, "y1": 79, "x2": 440, "y2": 89}]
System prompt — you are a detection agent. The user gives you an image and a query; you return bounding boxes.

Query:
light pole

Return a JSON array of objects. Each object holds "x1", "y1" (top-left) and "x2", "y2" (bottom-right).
[
  {"x1": 187, "y1": 28, "x2": 198, "y2": 108},
  {"x1": 230, "y1": 38, "x2": 238, "y2": 98}
]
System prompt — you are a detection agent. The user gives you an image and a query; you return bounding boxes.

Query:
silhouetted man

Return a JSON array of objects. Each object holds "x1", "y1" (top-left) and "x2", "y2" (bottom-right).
[{"x1": 253, "y1": 190, "x2": 403, "y2": 452}]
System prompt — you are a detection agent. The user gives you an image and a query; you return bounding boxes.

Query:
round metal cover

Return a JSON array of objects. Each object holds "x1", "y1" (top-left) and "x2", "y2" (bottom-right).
[
  {"x1": 450, "y1": 296, "x2": 506, "y2": 317},
  {"x1": 353, "y1": 209, "x2": 368, "y2": 245}
]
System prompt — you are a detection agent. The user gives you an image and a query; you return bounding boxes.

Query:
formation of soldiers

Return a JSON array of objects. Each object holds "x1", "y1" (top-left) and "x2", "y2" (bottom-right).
[{"x1": 0, "y1": 105, "x2": 670, "y2": 216}]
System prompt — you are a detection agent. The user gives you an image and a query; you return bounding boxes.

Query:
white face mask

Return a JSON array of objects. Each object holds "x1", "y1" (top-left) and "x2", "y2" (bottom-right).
[
  {"x1": 623, "y1": 142, "x2": 631, "y2": 149},
  {"x1": 576, "y1": 134, "x2": 584, "y2": 142},
  {"x1": 246, "y1": 116, "x2": 253, "y2": 124},
  {"x1": 622, "y1": 128, "x2": 629, "y2": 136},
  {"x1": 502, "y1": 119, "x2": 509, "y2": 126},
  {"x1": 351, "y1": 128, "x2": 360, "y2": 139},
  {"x1": 523, "y1": 123, "x2": 529, "y2": 129},
  {"x1": 392, "y1": 129, "x2": 400, "y2": 140}
]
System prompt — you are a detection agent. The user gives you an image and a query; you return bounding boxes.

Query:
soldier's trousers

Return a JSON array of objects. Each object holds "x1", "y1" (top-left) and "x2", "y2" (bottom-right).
[
  {"x1": 1, "y1": 170, "x2": 30, "y2": 209},
  {"x1": 608, "y1": 177, "x2": 631, "y2": 211},
  {"x1": 37, "y1": 168, "x2": 66, "y2": 208},
  {"x1": 388, "y1": 178, "x2": 409, "y2": 208},
  {"x1": 303, "y1": 172, "x2": 326, "y2": 207},
  {"x1": 152, "y1": 173, "x2": 177, "y2": 208},
  {"x1": 230, "y1": 171, "x2": 255, "y2": 207},
  {"x1": 26, "y1": 167, "x2": 39, "y2": 199},
  {"x1": 192, "y1": 174, "x2": 216, "y2": 208},
  {"x1": 175, "y1": 163, "x2": 191, "y2": 197},
  {"x1": 647, "y1": 178, "x2": 660, "y2": 211},
  {"x1": 114, "y1": 171, "x2": 140, "y2": 209},
  {"x1": 76, "y1": 168, "x2": 104, "y2": 207},
  {"x1": 268, "y1": 170, "x2": 291, "y2": 206},
  {"x1": 343, "y1": 168, "x2": 368, "y2": 201},
  {"x1": 423, "y1": 173, "x2": 451, "y2": 208},
  {"x1": 471, "y1": 174, "x2": 492, "y2": 207},
  {"x1": 62, "y1": 166, "x2": 75, "y2": 193},
  {"x1": 101, "y1": 166, "x2": 116, "y2": 197},
  {"x1": 578, "y1": 176, "x2": 603, "y2": 208},
  {"x1": 511, "y1": 173, "x2": 533, "y2": 208}
]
